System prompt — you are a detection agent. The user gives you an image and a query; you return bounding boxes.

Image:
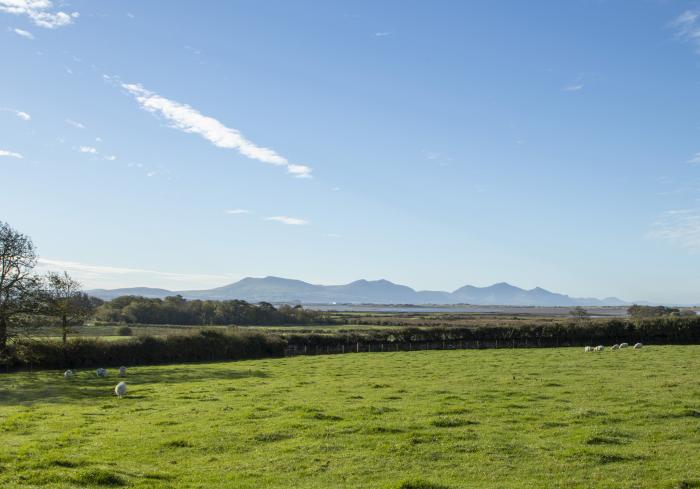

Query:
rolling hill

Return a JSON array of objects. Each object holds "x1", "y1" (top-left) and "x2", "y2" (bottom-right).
[{"x1": 87, "y1": 276, "x2": 628, "y2": 306}]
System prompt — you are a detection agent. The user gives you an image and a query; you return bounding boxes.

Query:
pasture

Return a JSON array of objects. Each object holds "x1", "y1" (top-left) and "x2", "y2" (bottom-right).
[{"x1": 1, "y1": 346, "x2": 698, "y2": 488}]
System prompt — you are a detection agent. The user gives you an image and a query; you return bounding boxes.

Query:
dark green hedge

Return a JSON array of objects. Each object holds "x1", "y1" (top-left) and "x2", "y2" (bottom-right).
[
  {"x1": 282, "y1": 317, "x2": 700, "y2": 347},
  {"x1": 2, "y1": 329, "x2": 286, "y2": 370}
]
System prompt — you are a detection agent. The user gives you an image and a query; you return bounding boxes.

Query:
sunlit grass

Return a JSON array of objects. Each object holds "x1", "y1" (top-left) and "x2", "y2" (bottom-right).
[{"x1": 1, "y1": 346, "x2": 698, "y2": 488}]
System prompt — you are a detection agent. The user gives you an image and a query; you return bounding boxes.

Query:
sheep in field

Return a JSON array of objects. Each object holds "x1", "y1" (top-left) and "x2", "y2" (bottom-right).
[
  {"x1": 619, "y1": 342, "x2": 629, "y2": 348},
  {"x1": 634, "y1": 343, "x2": 643, "y2": 349},
  {"x1": 114, "y1": 382, "x2": 128, "y2": 398},
  {"x1": 64, "y1": 369, "x2": 74, "y2": 379},
  {"x1": 118, "y1": 366, "x2": 127, "y2": 377},
  {"x1": 584, "y1": 346, "x2": 593, "y2": 352},
  {"x1": 595, "y1": 345, "x2": 604, "y2": 352},
  {"x1": 96, "y1": 368, "x2": 107, "y2": 377},
  {"x1": 611, "y1": 344, "x2": 619, "y2": 350}
]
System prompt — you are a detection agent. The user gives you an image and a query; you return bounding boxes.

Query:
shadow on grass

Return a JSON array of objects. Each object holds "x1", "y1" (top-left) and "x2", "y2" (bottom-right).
[{"x1": 0, "y1": 365, "x2": 268, "y2": 406}]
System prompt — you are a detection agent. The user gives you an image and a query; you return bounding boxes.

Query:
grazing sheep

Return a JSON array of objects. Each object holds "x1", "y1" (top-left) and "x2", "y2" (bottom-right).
[
  {"x1": 634, "y1": 342, "x2": 643, "y2": 349},
  {"x1": 114, "y1": 381, "x2": 128, "y2": 398},
  {"x1": 619, "y1": 343, "x2": 629, "y2": 349},
  {"x1": 584, "y1": 346, "x2": 593, "y2": 352},
  {"x1": 612, "y1": 344, "x2": 619, "y2": 350},
  {"x1": 595, "y1": 345, "x2": 604, "y2": 352},
  {"x1": 96, "y1": 368, "x2": 107, "y2": 377},
  {"x1": 64, "y1": 369, "x2": 74, "y2": 379},
  {"x1": 118, "y1": 366, "x2": 127, "y2": 377}
]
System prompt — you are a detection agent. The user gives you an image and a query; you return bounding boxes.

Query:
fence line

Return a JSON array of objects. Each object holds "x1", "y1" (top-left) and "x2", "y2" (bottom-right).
[{"x1": 283, "y1": 336, "x2": 676, "y2": 357}]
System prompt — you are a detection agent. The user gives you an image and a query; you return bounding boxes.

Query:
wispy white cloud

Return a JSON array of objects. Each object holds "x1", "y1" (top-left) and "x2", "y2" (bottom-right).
[
  {"x1": 421, "y1": 149, "x2": 453, "y2": 166},
  {"x1": 375, "y1": 32, "x2": 390, "y2": 37},
  {"x1": 225, "y1": 209, "x2": 250, "y2": 215},
  {"x1": 648, "y1": 209, "x2": 700, "y2": 251},
  {"x1": 120, "y1": 82, "x2": 313, "y2": 178},
  {"x1": 12, "y1": 27, "x2": 33, "y2": 39},
  {"x1": 0, "y1": 149, "x2": 23, "y2": 159},
  {"x1": 265, "y1": 216, "x2": 309, "y2": 225},
  {"x1": 66, "y1": 118, "x2": 85, "y2": 129},
  {"x1": 672, "y1": 10, "x2": 700, "y2": 51},
  {"x1": 79, "y1": 146, "x2": 97, "y2": 154},
  {"x1": 1, "y1": 108, "x2": 31, "y2": 120},
  {"x1": 104, "y1": 155, "x2": 117, "y2": 161},
  {"x1": 37, "y1": 258, "x2": 235, "y2": 289},
  {"x1": 563, "y1": 82, "x2": 584, "y2": 92},
  {"x1": 687, "y1": 152, "x2": 700, "y2": 165},
  {"x1": 0, "y1": 0, "x2": 79, "y2": 29},
  {"x1": 287, "y1": 163, "x2": 312, "y2": 178}
]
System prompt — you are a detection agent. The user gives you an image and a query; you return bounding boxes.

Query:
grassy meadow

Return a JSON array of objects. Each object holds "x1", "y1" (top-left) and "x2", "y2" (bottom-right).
[{"x1": 1, "y1": 346, "x2": 699, "y2": 488}]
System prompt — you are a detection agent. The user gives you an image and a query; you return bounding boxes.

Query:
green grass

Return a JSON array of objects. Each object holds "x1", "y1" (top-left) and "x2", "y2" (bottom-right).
[{"x1": 0, "y1": 346, "x2": 699, "y2": 488}]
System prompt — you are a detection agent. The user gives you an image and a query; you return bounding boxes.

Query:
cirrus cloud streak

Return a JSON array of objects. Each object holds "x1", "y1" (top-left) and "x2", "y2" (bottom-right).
[
  {"x1": 265, "y1": 216, "x2": 308, "y2": 225},
  {"x1": 0, "y1": 149, "x2": 23, "y2": 158},
  {"x1": 121, "y1": 83, "x2": 312, "y2": 178},
  {"x1": 648, "y1": 209, "x2": 700, "y2": 252}
]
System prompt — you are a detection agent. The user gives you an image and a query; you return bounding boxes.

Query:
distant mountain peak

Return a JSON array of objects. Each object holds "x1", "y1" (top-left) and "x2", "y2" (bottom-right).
[{"x1": 491, "y1": 282, "x2": 519, "y2": 289}]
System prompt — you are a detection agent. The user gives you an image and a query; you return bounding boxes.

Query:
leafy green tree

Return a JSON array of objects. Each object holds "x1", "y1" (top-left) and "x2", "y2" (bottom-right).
[
  {"x1": 569, "y1": 306, "x2": 590, "y2": 320},
  {"x1": 0, "y1": 221, "x2": 42, "y2": 352},
  {"x1": 44, "y1": 271, "x2": 93, "y2": 345}
]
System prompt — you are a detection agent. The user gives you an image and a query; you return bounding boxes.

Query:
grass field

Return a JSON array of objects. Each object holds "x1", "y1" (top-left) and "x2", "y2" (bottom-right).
[{"x1": 1, "y1": 347, "x2": 699, "y2": 488}]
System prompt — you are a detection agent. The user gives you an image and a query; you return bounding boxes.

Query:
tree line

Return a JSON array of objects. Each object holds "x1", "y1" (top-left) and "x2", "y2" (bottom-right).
[{"x1": 94, "y1": 295, "x2": 334, "y2": 326}]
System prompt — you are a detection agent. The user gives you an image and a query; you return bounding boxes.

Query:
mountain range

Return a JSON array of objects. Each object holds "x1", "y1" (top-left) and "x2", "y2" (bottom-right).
[{"x1": 87, "y1": 276, "x2": 629, "y2": 306}]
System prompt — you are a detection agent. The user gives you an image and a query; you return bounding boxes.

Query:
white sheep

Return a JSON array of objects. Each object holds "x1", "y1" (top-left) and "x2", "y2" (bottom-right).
[
  {"x1": 595, "y1": 345, "x2": 604, "y2": 352},
  {"x1": 64, "y1": 369, "x2": 74, "y2": 379},
  {"x1": 611, "y1": 344, "x2": 619, "y2": 350},
  {"x1": 619, "y1": 343, "x2": 629, "y2": 349},
  {"x1": 584, "y1": 346, "x2": 593, "y2": 352},
  {"x1": 96, "y1": 368, "x2": 108, "y2": 377},
  {"x1": 114, "y1": 381, "x2": 128, "y2": 398},
  {"x1": 118, "y1": 366, "x2": 127, "y2": 377},
  {"x1": 634, "y1": 342, "x2": 643, "y2": 349}
]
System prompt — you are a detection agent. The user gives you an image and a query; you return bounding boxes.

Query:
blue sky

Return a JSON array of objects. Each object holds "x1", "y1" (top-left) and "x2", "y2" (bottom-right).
[{"x1": 2, "y1": 1, "x2": 700, "y2": 303}]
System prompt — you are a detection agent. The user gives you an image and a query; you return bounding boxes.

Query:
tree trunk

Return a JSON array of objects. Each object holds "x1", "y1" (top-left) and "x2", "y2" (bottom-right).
[
  {"x1": 62, "y1": 314, "x2": 68, "y2": 346},
  {"x1": 0, "y1": 315, "x2": 7, "y2": 352},
  {"x1": 62, "y1": 314, "x2": 68, "y2": 368}
]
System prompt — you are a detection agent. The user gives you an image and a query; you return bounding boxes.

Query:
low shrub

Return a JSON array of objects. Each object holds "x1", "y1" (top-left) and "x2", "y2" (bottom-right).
[{"x1": 116, "y1": 326, "x2": 133, "y2": 336}]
